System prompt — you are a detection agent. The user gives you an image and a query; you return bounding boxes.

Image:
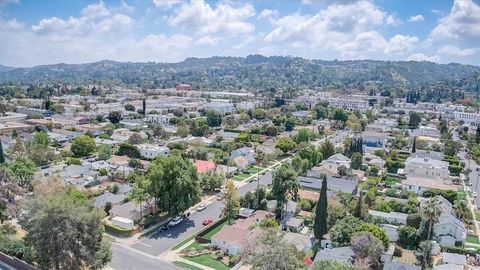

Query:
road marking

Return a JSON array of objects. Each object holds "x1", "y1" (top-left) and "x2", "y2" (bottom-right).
[{"x1": 137, "y1": 242, "x2": 152, "y2": 247}]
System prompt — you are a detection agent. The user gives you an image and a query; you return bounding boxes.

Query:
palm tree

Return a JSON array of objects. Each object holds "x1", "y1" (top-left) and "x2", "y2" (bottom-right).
[
  {"x1": 454, "y1": 199, "x2": 469, "y2": 221},
  {"x1": 422, "y1": 197, "x2": 442, "y2": 240},
  {"x1": 129, "y1": 175, "x2": 151, "y2": 220}
]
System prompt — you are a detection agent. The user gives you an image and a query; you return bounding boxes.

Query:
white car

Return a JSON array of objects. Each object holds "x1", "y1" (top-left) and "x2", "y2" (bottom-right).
[
  {"x1": 197, "y1": 203, "x2": 207, "y2": 212},
  {"x1": 473, "y1": 191, "x2": 478, "y2": 198},
  {"x1": 168, "y1": 216, "x2": 183, "y2": 227}
]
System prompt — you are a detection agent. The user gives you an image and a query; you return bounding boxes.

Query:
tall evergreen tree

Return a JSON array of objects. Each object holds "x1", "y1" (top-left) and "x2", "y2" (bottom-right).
[
  {"x1": 314, "y1": 175, "x2": 328, "y2": 240},
  {"x1": 142, "y1": 98, "x2": 146, "y2": 115},
  {"x1": 476, "y1": 125, "x2": 480, "y2": 144},
  {"x1": 412, "y1": 136, "x2": 417, "y2": 153},
  {"x1": 0, "y1": 140, "x2": 4, "y2": 163},
  {"x1": 354, "y1": 190, "x2": 366, "y2": 220}
]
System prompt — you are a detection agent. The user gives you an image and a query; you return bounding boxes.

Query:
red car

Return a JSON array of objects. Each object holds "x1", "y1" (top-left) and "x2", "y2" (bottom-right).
[{"x1": 202, "y1": 219, "x2": 213, "y2": 226}]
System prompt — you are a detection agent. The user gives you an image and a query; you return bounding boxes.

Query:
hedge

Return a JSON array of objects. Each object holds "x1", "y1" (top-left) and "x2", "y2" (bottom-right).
[
  {"x1": 104, "y1": 223, "x2": 135, "y2": 237},
  {"x1": 441, "y1": 245, "x2": 480, "y2": 256}
]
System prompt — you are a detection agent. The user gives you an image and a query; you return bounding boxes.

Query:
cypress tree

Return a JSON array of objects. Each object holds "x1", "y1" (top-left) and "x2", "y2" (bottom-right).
[
  {"x1": 314, "y1": 174, "x2": 328, "y2": 240},
  {"x1": 476, "y1": 126, "x2": 480, "y2": 144},
  {"x1": 354, "y1": 190, "x2": 365, "y2": 220},
  {"x1": 142, "y1": 98, "x2": 146, "y2": 115},
  {"x1": 412, "y1": 136, "x2": 417, "y2": 153},
  {"x1": 0, "y1": 140, "x2": 4, "y2": 163}
]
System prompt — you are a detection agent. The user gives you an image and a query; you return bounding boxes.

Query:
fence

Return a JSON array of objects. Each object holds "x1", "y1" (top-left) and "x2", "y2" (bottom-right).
[{"x1": 0, "y1": 251, "x2": 37, "y2": 270}]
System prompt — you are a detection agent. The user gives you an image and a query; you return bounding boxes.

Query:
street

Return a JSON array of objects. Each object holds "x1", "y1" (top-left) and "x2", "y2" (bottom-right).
[
  {"x1": 109, "y1": 243, "x2": 181, "y2": 270},
  {"x1": 460, "y1": 150, "x2": 480, "y2": 207},
  {"x1": 131, "y1": 171, "x2": 273, "y2": 256}
]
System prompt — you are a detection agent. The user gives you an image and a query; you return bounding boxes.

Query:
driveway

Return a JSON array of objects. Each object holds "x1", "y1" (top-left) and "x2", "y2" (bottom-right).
[{"x1": 130, "y1": 171, "x2": 274, "y2": 256}]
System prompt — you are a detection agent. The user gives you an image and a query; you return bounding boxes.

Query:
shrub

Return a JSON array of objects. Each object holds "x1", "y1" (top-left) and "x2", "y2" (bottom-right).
[
  {"x1": 406, "y1": 213, "x2": 422, "y2": 228},
  {"x1": 104, "y1": 223, "x2": 134, "y2": 237},
  {"x1": 394, "y1": 245, "x2": 403, "y2": 257}
]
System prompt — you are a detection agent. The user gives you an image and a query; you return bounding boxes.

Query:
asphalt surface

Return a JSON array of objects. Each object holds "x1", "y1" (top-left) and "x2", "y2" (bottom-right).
[
  {"x1": 131, "y1": 171, "x2": 274, "y2": 256},
  {"x1": 109, "y1": 243, "x2": 181, "y2": 270}
]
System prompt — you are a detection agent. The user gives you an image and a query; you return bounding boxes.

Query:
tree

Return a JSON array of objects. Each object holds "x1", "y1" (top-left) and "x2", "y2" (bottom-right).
[
  {"x1": 320, "y1": 141, "x2": 335, "y2": 159},
  {"x1": 350, "y1": 152, "x2": 363, "y2": 170},
  {"x1": 416, "y1": 240, "x2": 433, "y2": 270},
  {"x1": 9, "y1": 157, "x2": 36, "y2": 188},
  {"x1": 314, "y1": 175, "x2": 328, "y2": 240},
  {"x1": 147, "y1": 155, "x2": 200, "y2": 215},
  {"x1": 199, "y1": 171, "x2": 224, "y2": 191},
  {"x1": 332, "y1": 108, "x2": 348, "y2": 122},
  {"x1": 351, "y1": 232, "x2": 383, "y2": 269},
  {"x1": 152, "y1": 124, "x2": 167, "y2": 140},
  {"x1": 276, "y1": 136, "x2": 297, "y2": 153},
  {"x1": 129, "y1": 174, "x2": 151, "y2": 219},
  {"x1": 116, "y1": 143, "x2": 140, "y2": 158},
  {"x1": 327, "y1": 199, "x2": 346, "y2": 229},
  {"x1": 19, "y1": 185, "x2": 111, "y2": 270},
  {"x1": 246, "y1": 230, "x2": 304, "y2": 270},
  {"x1": 176, "y1": 124, "x2": 189, "y2": 138},
  {"x1": 221, "y1": 180, "x2": 239, "y2": 224},
  {"x1": 271, "y1": 164, "x2": 299, "y2": 218},
  {"x1": 337, "y1": 165, "x2": 349, "y2": 176},
  {"x1": 0, "y1": 140, "x2": 4, "y2": 164},
  {"x1": 412, "y1": 136, "x2": 417, "y2": 153},
  {"x1": 128, "y1": 132, "x2": 143, "y2": 145},
  {"x1": 355, "y1": 223, "x2": 389, "y2": 248},
  {"x1": 253, "y1": 108, "x2": 266, "y2": 120},
  {"x1": 284, "y1": 117, "x2": 296, "y2": 131},
  {"x1": 206, "y1": 110, "x2": 223, "y2": 127},
  {"x1": 71, "y1": 135, "x2": 96, "y2": 157},
  {"x1": 353, "y1": 191, "x2": 367, "y2": 220},
  {"x1": 107, "y1": 111, "x2": 122, "y2": 124},
  {"x1": 128, "y1": 158, "x2": 142, "y2": 169},
  {"x1": 476, "y1": 125, "x2": 480, "y2": 144},
  {"x1": 398, "y1": 225, "x2": 418, "y2": 249},
  {"x1": 98, "y1": 145, "x2": 111, "y2": 160},
  {"x1": 142, "y1": 98, "x2": 146, "y2": 115},
  {"x1": 422, "y1": 197, "x2": 442, "y2": 240},
  {"x1": 408, "y1": 111, "x2": 421, "y2": 129},
  {"x1": 330, "y1": 216, "x2": 364, "y2": 247},
  {"x1": 104, "y1": 202, "x2": 112, "y2": 215},
  {"x1": 34, "y1": 131, "x2": 50, "y2": 147},
  {"x1": 295, "y1": 128, "x2": 310, "y2": 144},
  {"x1": 124, "y1": 104, "x2": 135, "y2": 111}
]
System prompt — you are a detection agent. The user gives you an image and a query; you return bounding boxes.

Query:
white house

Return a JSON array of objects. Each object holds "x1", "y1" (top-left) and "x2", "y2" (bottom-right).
[
  {"x1": 319, "y1": 153, "x2": 351, "y2": 171},
  {"x1": 401, "y1": 177, "x2": 458, "y2": 196},
  {"x1": 368, "y1": 210, "x2": 408, "y2": 225},
  {"x1": 204, "y1": 102, "x2": 235, "y2": 114},
  {"x1": 145, "y1": 114, "x2": 175, "y2": 126},
  {"x1": 137, "y1": 144, "x2": 169, "y2": 159},
  {"x1": 453, "y1": 111, "x2": 480, "y2": 125},
  {"x1": 422, "y1": 196, "x2": 467, "y2": 246},
  {"x1": 403, "y1": 157, "x2": 450, "y2": 180}
]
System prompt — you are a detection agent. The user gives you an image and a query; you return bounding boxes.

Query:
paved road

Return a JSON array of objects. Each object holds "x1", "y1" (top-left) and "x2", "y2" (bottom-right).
[
  {"x1": 109, "y1": 243, "x2": 181, "y2": 270},
  {"x1": 131, "y1": 171, "x2": 274, "y2": 256},
  {"x1": 460, "y1": 150, "x2": 480, "y2": 208}
]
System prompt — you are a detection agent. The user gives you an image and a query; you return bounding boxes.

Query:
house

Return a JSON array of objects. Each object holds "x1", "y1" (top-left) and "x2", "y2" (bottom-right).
[
  {"x1": 436, "y1": 252, "x2": 466, "y2": 268},
  {"x1": 230, "y1": 147, "x2": 254, "y2": 159},
  {"x1": 401, "y1": 177, "x2": 458, "y2": 196},
  {"x1": 194, "y1": 160, "x2": 216, "y2": 173},
  {"x1": 110, "y1": 201, "x2": 153, "y2": 222},
  {"x1": 145, "y1": 114, "x2": 175, "y2": 126},
  {"x1": 111, "y1": 216, "x2": 134, "y2": 230},
  {"x1": 94, "y1": 192, "x2": 126, "y2": 209},
  {"x1": 137, "y1": 144, "x2": 169, "y2": 159},
  {"x1": 426, "y1": 197, "x2": 466, "y2": 246},
  {"x1": 238, "y1": 208, "x2": 255, "y2": 218},
  {"x1": 383, "y1": 262, "x2": 420, "y2": 270},
  {"x1": 215, "y1": 165, "x2": 237, "y2": 177},
  {"x1": 381, "y1": 224, "x2": 399, "y2": 242},
  {"x1": 283, "y1": 232, "x2": 315, "y2": 253},
  {"x1": 364, "y1": 153, "x2": 386, "y2": 168},
  {"x1": 298, "y1": 175, "x2": 359, "y2": 194},
  {"x1": 281, "y1": 217, "x2": 304, "y2": 232},
  {"x1": 368, "y1": 210, "x2": 408, "y2": 225},
  {"x1": 291, "y1": 110, "x2": 311, "y2": 120},
  {"x1": 211, "y1": 210, "x2": 272, "y2": 255},
  {"x1": 362, "y1": 131, "x2": 388, "y2": 148},
  {"x1": 313, "y1": 247, "x2": 354, "y2": 265},
  {"x1": 320, "y1": 153, "x2": 351, "y2": 171},
  {"x1": 266, "y1": 200, "x2": 297, "y2": 217},
  {"x1": 403, "y1": 157, "x2": 450, "y2": 180},
  {"x1": 411, "y1": 150, "x2": 444, "y2": 161},
  {"x1": 233, "y1": 156, "x2": 249, "y2": 170}
]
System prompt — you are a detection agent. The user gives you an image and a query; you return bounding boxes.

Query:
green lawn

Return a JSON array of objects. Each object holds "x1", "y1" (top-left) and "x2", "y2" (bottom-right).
[
  {"x1": 183, "y1": 255, "x2": 230, "y2": 270},
  {"x1": 247, "y1": 166, "x2": 264, "y2": 174},
  {"x1": 203, "y1": 220, "x2": 228, "y2": 240},
  {"x1": 172, "y1": 235, "x2": 195, "y2": 250},
  {"x1": 231, "y1": 173, "x2": 250, "y2": 181},
  {"x1": 466, "y1": 235, "x2": 480, "y2": 245},
  {"x1": 185, "y1": 241, "x2": 206, "y2": 252},
  {"x1": 173, "y1": 261, "x2": 203, "y2": 270},
  {"x1": 475, "y1": 211, "x2": 480, "y2": 222}
]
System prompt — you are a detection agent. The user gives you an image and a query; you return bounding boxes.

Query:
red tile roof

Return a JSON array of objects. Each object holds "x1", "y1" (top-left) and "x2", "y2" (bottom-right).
[{"x1": 194, "y1": 160, "x2": 216, "y2": 173}]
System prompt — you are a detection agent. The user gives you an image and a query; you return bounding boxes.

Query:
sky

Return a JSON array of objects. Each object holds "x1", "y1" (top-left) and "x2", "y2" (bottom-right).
[{"x1": 0, "y1": 0, "x2": 479, "y2": 67}]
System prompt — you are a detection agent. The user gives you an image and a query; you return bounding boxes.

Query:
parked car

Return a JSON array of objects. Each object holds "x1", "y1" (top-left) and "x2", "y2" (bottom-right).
[
  {"x1": 473, "y1": 191, "x2": 478, "y2": 198},
  {"x1": 168, "y1": 216, "x2": 183, "y2": 227},
  {"x1": 197, "y1": 203, "x2": 207, "y2": 211},
  {"x1": 202, "y1": 219, "x2": 213, "y2": 226}
]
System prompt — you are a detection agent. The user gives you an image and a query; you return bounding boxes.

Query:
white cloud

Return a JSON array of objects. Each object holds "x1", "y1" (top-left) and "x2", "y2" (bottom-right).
[
  {"x1": 430, "y1": 0, "x2": 480, "y2": 43},
  {"x1": 386, "y1": 15, "x2": 402, "y2": 26},
  {"x1": 152, "y1": 0, "x2": 182, "y2": 9},
  {"x1": 406, "y1": 53, "x2": 441, "y2": 62},
  {"x1": 437, "y1": 45, "x2": 479, "y2": 57},
  {"x1": 385, "y1": 35, "x2": 419, "y2": 54},
  {"x1": 167, "y1": 0, "x2": 255, "y2": 36},
  {"x1": 195, "y1": 35, "x2": 218, "y2": 45},
  {"x1": 259, "y1": 9, "x2": 278, "y2": 20},
  {"x1": 408, "y1": 14, "x2": 424, "y2": 23}
]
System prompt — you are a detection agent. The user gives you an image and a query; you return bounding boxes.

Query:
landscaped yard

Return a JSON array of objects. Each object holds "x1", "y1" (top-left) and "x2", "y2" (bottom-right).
[
  {"x1": 203, "y1": 220, "x2": 228, "y2": 240},
  {"x1": 183, "y1": 254, "x2": 230, "y2": 270},
  {"x1": 172, "y1": 235, "x2": 195, "y2": 250},
  {"x1": 231, "y1": 173, "x2": 250, "y2": 181},
  {"x1": 466, "y1": 234, "x2": 480, "y2": 245}
]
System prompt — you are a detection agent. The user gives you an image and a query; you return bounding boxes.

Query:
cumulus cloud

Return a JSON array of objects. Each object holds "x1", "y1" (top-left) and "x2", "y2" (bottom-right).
[
  {"x1": 407, "y1": 53, "x2": 441, "y2": 62},
  {"x1": 430, "y1": 0, "x2": 480, "y2": 43},
  {"x1": 408, "y1": 14, "x2": 424, "y2": 22},
  {"x1": 259, "y1": 9, "x2": 278, "y2": 20},
  {"x1": 152, "y1": 0, "x2": 182, "y2": 9},
  {"x1": 167, "y1": 0, "x2": 255, "y2": 36},
  {"x1": 437, "y1": 45, "x2": 479, "y2": 57}
]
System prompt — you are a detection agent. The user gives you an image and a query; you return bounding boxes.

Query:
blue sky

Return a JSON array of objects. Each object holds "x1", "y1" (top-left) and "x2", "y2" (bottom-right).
[{"x1": 0, "y1": 0, "x2": 479, "y2": 67}]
